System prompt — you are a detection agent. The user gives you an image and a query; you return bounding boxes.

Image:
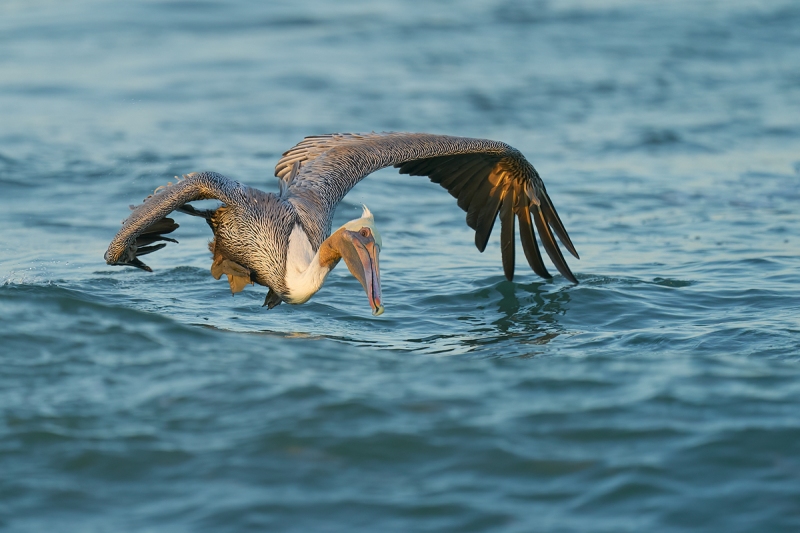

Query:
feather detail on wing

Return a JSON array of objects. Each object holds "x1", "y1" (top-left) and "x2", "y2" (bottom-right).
[
  {"x1": 276, "y1": 132, "x2": 579, "y2": 283},
  {"x1": 104, "y1": 171, "x2": 242, "y2": 271}
]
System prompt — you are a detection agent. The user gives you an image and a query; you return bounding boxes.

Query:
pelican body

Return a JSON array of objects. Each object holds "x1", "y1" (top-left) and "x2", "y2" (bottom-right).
[{"x1": 105, "y1": 133, "x2": 579, "y2": 315}]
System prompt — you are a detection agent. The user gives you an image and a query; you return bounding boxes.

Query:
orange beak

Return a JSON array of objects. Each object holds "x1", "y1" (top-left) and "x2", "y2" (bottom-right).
[{"x1": 340, "y1": 228, "x2": 384, "y2": 316}]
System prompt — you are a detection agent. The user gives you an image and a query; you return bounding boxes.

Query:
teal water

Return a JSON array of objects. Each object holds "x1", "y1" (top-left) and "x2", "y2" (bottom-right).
[{"x1": 2, "y1": 1, "x2": 800, "y2": 531}]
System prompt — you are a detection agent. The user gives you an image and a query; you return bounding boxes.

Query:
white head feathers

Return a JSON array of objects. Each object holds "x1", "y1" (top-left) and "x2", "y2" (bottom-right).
[{"x1": 342, "y1": 204, "x2": 382, "y2": 247}]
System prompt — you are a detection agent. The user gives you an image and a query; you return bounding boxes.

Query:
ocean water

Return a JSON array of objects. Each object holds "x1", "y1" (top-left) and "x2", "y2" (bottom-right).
[{"x1": 2, "y1": 0, "x2": 800, "y2": 531}]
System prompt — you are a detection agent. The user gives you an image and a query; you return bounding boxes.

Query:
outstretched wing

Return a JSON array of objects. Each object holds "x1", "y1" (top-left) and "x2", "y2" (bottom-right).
[
  {"x1": 105, "y1": 171, "x2": 244, "y2": 272},
  {"x1": 275, "y1": 132, "x2": 579, "y2": 283}
]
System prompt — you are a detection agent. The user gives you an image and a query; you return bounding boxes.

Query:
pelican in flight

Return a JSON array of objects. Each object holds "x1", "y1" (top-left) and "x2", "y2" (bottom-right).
[{"x1": 105, "y1": 133, "x2": 579, "y2": 315}]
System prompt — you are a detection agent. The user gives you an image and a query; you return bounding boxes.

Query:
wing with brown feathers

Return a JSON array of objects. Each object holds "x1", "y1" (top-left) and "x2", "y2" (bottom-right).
[
  {"x1": 277, "y1": 132, "x2": 579, "y2": 283},
  {"x1": 104, "y1": 171, "x2": 244, "y2": 272},
  {"x1": 396, "y1": 151, "x2": 579, "y2": 283}
]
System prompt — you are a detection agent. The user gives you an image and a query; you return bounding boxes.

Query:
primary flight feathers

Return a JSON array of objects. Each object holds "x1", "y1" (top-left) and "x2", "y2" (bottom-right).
[{"x1": 105, "y1": 132, "x2": 579, "y2": 314}]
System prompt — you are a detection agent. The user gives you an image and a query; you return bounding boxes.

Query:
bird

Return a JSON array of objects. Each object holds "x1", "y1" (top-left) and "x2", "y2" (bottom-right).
[{"x1": 104, "y1": 132, "x2": 580, "y2": 316}]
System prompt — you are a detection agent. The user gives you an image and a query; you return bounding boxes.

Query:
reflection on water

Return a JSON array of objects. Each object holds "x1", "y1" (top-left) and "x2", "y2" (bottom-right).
[
  {"x1": 190, "y1": 277, "x2": 578, "y2": 356},
  {"x1": 450, "y1": 280, "x2": 574, "y2": 356}
]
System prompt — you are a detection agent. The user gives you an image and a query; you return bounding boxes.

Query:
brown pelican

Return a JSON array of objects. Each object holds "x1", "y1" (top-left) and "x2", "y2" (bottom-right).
[{"x1": 105, "y1": 133, "x2": 579, "y2": 315}]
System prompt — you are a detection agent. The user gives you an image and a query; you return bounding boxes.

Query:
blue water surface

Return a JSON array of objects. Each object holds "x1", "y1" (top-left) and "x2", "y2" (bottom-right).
[{"x1": 1, "y1": 1, "x2": 799, "y2": 531}]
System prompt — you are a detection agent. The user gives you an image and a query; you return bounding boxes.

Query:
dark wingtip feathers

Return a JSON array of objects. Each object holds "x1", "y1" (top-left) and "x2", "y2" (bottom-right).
[
  {"x1": 110, "y1": 217, "x2": 180, "y2": 273},
  {"x1": 499, "y1": 194, "x2": 515, "y2": 281},
  {"x1": 541, "y1": 190, "x2": 579, "y2": 260},
  {"x1": 126, "y1": 257, "x2": 154, "y2": 272},
  {"x1": 473, "y1": 191, "x2": 503, "y2": 253},
  {"x1": 395, "y1": 147, "x2": 580, "y2": 284},
  {"x1": 531, "y1": 206, "x2": 579, "y2": 284},
  {"x1": 518, "y1": 206, "x2": 552, "y2": 280},
  {"x1": 135, "y1": 243, "x2": 168, "y2": 257}
]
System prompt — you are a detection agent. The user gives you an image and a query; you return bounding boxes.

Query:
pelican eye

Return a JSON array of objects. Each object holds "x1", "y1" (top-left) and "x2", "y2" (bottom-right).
[{"x1": 360, "y1": 228, "x2": 372, "y2": 238}]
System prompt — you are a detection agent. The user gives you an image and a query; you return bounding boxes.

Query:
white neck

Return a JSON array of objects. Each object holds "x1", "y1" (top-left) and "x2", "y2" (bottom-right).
[{"x1": 284, "y1": 225, "x2": 334, "y2": 304}]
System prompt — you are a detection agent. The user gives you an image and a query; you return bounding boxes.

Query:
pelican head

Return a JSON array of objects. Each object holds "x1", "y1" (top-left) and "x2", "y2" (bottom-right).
[
  {"x1": 341, "y1": 206, "x2": 383, "y2": 315},
  {"x1": 325, "y1": 206, "x2": 383, "y2": 316}
]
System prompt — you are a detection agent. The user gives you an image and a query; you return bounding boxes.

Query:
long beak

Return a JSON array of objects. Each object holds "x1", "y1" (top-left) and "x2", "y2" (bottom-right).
[{"x1": 340, "y1": 230, "x2": 384, "y2": 316}]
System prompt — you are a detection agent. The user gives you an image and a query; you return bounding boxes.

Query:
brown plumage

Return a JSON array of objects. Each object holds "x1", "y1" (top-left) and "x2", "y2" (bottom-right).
[{"x1": 104, "y1": 132, "x2": 580, "y2": 314}]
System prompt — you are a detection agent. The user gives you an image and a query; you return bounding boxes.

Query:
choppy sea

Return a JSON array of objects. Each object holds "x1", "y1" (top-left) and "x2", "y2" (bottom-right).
[{"x1": 2, "y1": 1, "x2": 799, "y2": 531}]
